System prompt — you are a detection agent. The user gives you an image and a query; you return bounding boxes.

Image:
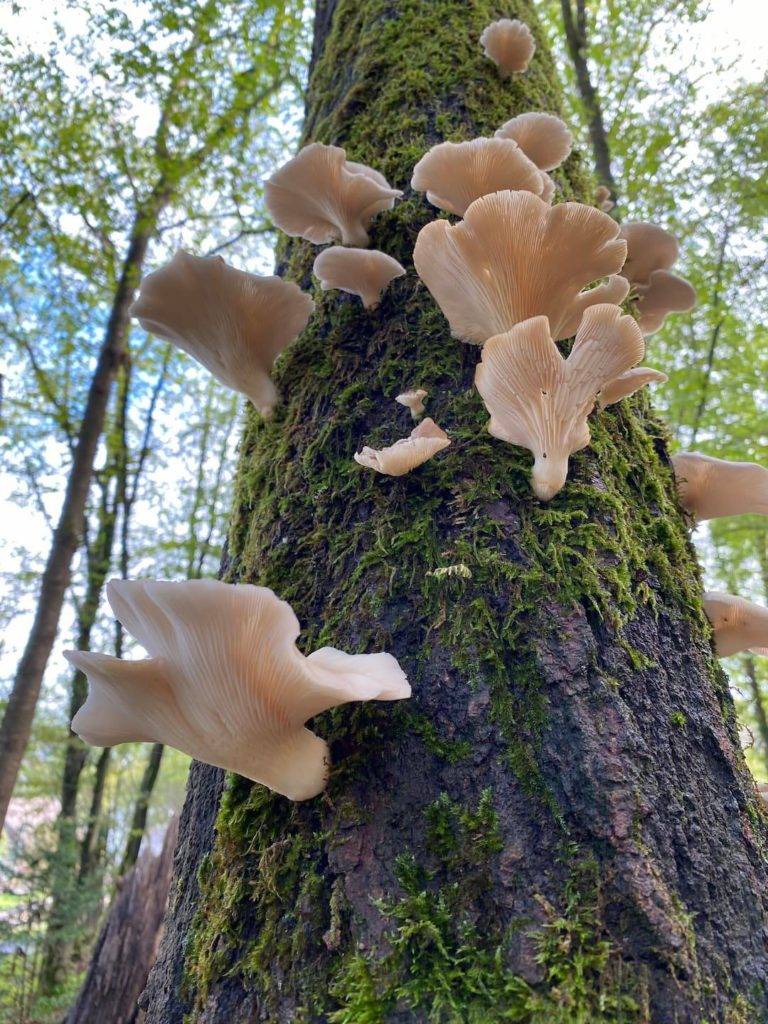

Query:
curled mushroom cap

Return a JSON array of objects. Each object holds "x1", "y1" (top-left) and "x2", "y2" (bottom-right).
[
  {"x1": 411, "y1": 137, "x2": 544, "y2": 216},
  {"x1": 131, "y1": 251, "x2": 314, "y2": 416},
  {"x1": 495, "y1": 112, "x2": 572, "y2": 172},
  {"x1": 703, "y1": 592, "x2": 768, "y2": 658},
  {"x1": 265, "y1": 143, "x2": 402, "y2": 247},
  {"x1": 634, "y1": 269, "x2": 697, "y2": 335},
  {"x1": 66, "y1": 579, "x2": 410, "y2": 801},
  {"x1": 480, "y1": 18, "x2": 536, "y2": 76},
  {"x1": 619, "y1": 222, "x2": 679, "y2": 286},
  {"x1": 313, "y1": 247, "x2": 405, "y2": 309},
  {"x1": 598, "y1": 367, "x2": 668, "y2": 409},
  {"x1": 395, "y1": 388, "x2": 428, "y2": 418},
  {"x1": 354, "y1": 417, "x2": 450, "y2": 476},
  {"x1": 672, "y1": 452, "x2": 768, "y2": 521},
  {"x1": 413, "y1": 189, "x2": 628, "y2": 345},
  {"x1": 475, "y1": 304, "x2": 644, "y2": 500},
  {"x1": 595, "y1": 185, "x2": 614, "y2": 212}
]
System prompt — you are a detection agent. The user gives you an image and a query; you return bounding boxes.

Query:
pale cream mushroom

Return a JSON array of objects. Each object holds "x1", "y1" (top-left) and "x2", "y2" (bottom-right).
[
  {"x1": 395, "y1": 388, "x2": 428, "y2": 418},
  {"x1": 413, "y1": 189, "x2": 628, "y2": 345},
  {"x1": 480, "y1": 18, "x2": 536, "y2": 76},
  {"x1": 634, "y1": 269, "x2": 697, "y2": 335},
  {"x1": 474, "y1": 304, "x2": 644, "y2": 499},
  {"x1": 354, "y1": 417, "x2": 450, "y2": 476},
  {"x1": 411, "y1": 137, "x2": 544, "y2": 216},
  {"x1": 495, "y1": 112, "x2": 572, "y2": 172},
  {"x1": 702, "y1": 592, "x2": 768, "y2": 658},
  {"x1": 672, "y1": 452, "x2": 768, "y2": 521},
  {"x1": 619, "y1": 222, "x2": 679, "y2": 286},
  {"x1": 598, "y1": 367, "x2": 668, "y2": 408},
  {"x1": 595, "y1": 185, "x2": 614, "y2": 212},
  {"x1": 313, "y1": 247, "x2": 405, "y2": 309},
  {"x1": 265, "y1": 143, "x2": 402, "y2": 247},
  {"x1": 131, "y1": 251, "x2": 314, "y2": 416},
  {"x1": 66, "y1": 579, "x2": 410, "y2": 801}
]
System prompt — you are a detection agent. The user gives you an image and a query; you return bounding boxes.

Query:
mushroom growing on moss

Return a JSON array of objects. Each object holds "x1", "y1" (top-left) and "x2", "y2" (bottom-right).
[
  {"x1": 703, "y1": 592, "x2": 768, "y2": 658},
  {"x1": 313, "y1": 247, "x2": 405, "y2": 309},
  {"x1": 413, "y1": 190, "x2": 628, "y2": 345},
  {"x1": 411, "y1": 137, "x2": 544, "y2": 215},
  {"x1": 131, "y1": 251, "x2": 314, "y2": 416},
  {"x1": 672, "y1": 452, "x2": 768, "y2": 521},
  {"x1": 354, "y1": 417, "x2": 450, "y2": 476},
  {"x1": 495, "y1": 112, "x2": 572, "y2": 172},
  {"x1": 479, "y1": 18, "x2": 535, "y2": 76},
  {"x1": 265, "y1": 143, "x2": 402, "y2": 247},
  {"x1": 65, "y1": 579, "x2": 410, "y2": 801},
  {"x1": 598, "y1": 367, "x2": 668, "y2": 408},
  {"x1": 474, "y1": 304, "x2": 644, "y2": 499},
  {"x1": 395, "y1": 388, "x2": 428, "y2": 418}
]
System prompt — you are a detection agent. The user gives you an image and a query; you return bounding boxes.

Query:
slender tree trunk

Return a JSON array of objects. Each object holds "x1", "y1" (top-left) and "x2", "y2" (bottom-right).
[
  {"x1": 79, "y1": 746, "x2": 112, "y2": 882},
  {"x1": 745, "y1": 656, "x2": 768, "y2": 773},
  {"x1": 142, "y1": 3, "x2": 768, "y2": 1021},
  {"x1": 120, "y1": 743, "x2": 165, "y2": 876}
]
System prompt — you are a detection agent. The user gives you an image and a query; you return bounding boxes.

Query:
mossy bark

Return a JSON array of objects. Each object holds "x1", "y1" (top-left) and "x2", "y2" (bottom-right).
[{"x1": 142, "y1": 2, "x2": 768, "y2": 1021}]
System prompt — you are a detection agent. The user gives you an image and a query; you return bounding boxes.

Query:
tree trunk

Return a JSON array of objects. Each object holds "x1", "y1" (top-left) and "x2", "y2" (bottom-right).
[
  {"x1": 142, "y1": 3, "x2": 768, "y2": 1021},
  {"x1": 120, "y1": 743, "x2": 165, "y2": 876},
  {"x1": 79, "y1": 745, "x2": 112, "y2": 882}
]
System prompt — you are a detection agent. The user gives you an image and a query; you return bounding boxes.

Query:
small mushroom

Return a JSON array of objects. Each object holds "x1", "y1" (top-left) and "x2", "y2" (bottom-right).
[
  {"x1": 703, "y1": 592, "x2": 768, "y2": 658},
  {"x1": 479, "y1": 18, "x2": 536, "y2": 76},
  {"x1": 411, "y1": 137, "x2": 544, "y2": 215},
  {"x1": 354, "y1": 417, "x2": 450, "y2": 476},
  {"x1": 66, "y1": 579, "x2": 410, "y2": 801},
  {"x1": 474, "y1": 304, "x2": 644, "y2": 500},
  {"x1": 413, "y1": 189, "x2": 628, "y2": 345},
  {"x1": 634, "y1": 269, "x2": 697, "y2": 335},
  {"x1": 672, "y1": 452, "x2": 768, "y2": 521},
  {"x1": 395, "y1": 388, "x2": 428, "y2": 418},
  {"x1": 595, "y1": 185, "x2": 614, "y2": 212},
  {"x1": 265, "y1": 143, "x2": 402, "y2": 247},
  {"x1": 313, "y1": 247, "x2": 405, "y2": 309},
  {"x1": 495, "y1": 112, "x2": 572, "y2": 172},
  {"x1": 598, "y1": 367, "x2": 668, "y2": 408},
  {"x1": 619, "y1": 222, "x2": 679, "y2": 286},
  {"x1": 131, "y1": 251, "x2": 314, "y2": 416}
]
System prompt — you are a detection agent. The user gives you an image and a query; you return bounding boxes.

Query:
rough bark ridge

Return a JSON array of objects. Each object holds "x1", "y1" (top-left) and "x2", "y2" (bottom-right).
[{"x1": 143, "y1": 2, "x2": 768, "y2": 1021}]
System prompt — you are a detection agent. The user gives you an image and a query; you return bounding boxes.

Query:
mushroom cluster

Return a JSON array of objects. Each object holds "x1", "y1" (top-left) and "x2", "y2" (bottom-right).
[{"x1": 618, "y1": 222, "x2": 697, "y2": 335}]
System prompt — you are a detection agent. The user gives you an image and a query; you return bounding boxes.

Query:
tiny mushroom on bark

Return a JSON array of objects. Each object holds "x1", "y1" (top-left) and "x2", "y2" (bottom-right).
[
  {"x1": 265, "y1": 143, "x2": 402, "y2": 247},
  {"x1": 671, "y1": 452, "x2": 768, "y2": 521},
  {"x1": 313, "y1": 247, "x2": 405, "y2": 309},
  {"x1": 495, "y1": 112, "x2": 572, "y2": 172},
  {"x1": 480, "y1": 18, "x2": 536, "y2": 76},
  {"x1": 474, "y1": 304, "x2": 644, "y2": 500},
  {"x1": 598, "y1": 367, "x2": 668, "y2": 409},
  {"x1": 66, "y1": 579, "x2": 410, "y2": 801},
  {"x1": 413, "y1": 190, "x2": 628, "y2": 345},
  {"x1": 595, "y1": 185, "x2": 614, "y2": 212},
  {"x1": 395, "y1": 388, "x2": 428, "y2": 418},
  {"x1": 354, "y1": 417, "x2": 450, "y2": 476},
  {"x1": 411, "y1": 137, "x2": 544, "y2": 215},
  {"x1": 131, "y1": 250, "x2": 314, "y2": 416},
  {"x1": 703, "y1": 592, "x2": 768, "y2": 658}
]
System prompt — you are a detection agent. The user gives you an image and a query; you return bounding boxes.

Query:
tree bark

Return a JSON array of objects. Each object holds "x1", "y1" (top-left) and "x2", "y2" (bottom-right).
[
  {"x1": 120, "y1": 743, "x2": 165, "y2": 876},
  {"x1": 142, "y1": 2, "x2": 768, "y2": 1022}
]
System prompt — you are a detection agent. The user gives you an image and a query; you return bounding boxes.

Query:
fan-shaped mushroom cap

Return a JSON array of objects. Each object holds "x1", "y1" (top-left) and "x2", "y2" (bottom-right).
[
  {"x1": 475, "y1": 305, "x2": 644, "y2": 500},
  {"x1": 634, "y1": 269, "x2": 697, "y2": 335},
  {"x1": 66, "y1": 579, "x2": 410, "y2": 801},
  {"x1": 131, "y1": 251, "x2": 314, "y2": 416},
  {"x1": 619, "y1": 222, "x2": 679, "y2": 286},
  {"x1": 313, "y1": 247, "x2": 405, "y2": 309},
  {"x1": 411, "y1": 137, "x2": 544, "y2": 216},
  {"x1": 672, "y1": 452, "x2": 768, "y2": 521},
  {"x1": 495, "y1": 112, "x2": 572, "y2": 172},
  {"x1": 598, "y1": 367, "x2": 668, "y2": 408},
  {"x1": 395, "y1": 388, "x2": 428, "y2": 418},
  {"x1": 480, "y1": 18, "x2": 536, "y2": 76},
  {"x1": 703, "y1": 592, "x2": 768, "y2": 658},
  {"x1": 354, "y1": 417, "x2": 450, "y2": 476},
  {"x1": 265, "y1": 143, "x2": 402, "y2": 247},
  {"x1": 595, "y1": 185, "x2": 614, "y2": 212},
  {"x1": 413, "y1": 190, "x2": 628, "y2": 345}
]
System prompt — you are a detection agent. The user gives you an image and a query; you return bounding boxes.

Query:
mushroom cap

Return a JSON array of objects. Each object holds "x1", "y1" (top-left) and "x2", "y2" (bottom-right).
[
  {"x1": 672, "y1": 452, "x2": 768, "y2": 521},
  {"x1": 67, "y1": 579, "x2": 410, "y2": 801},
  {"x1": 354, "y1": 417, "x2": 450, "y2": 476},
  {"x1": 130, "y1": 251, "x2": 314, "y2": 416},
  {"x1": 598, "y1": 367, "x2": 668, "y2": 408},
  {"x1": 395, "y1": 388, "x2": 428, "y2": 417},
  {"x1": 411, "y1": 137, "x2": 544, "y2": 216},
  {"x1": 595, "y1": 185, "x2": 614, "y2": 212},
  {"x1": 313, "y1": 246, "x2": 405, "y2": 309},
  {"x1": 265, "y1": 143, "x2": 402, "y2": 248},
  {"x1": 619, "y1": 222, "x2": 679, "y2": 286},
  {"x1": 634, "y1": 269, "x2": 696, "y2": 335},
  {"x1": 474, "y1": 304, "x2": 644, "y2": 499},
  {"x1": 495, "y1": 112, "x2": 573, "y2": 171},
  {"x1": 412, "y1": 189, "x2": 628, "y2": 345},
  {"x1": 703, "y1": 592, "x2": 768, "y2": 658},
  {"x1": 479, "y1": 18, "x2": 536, "y2": 76}
]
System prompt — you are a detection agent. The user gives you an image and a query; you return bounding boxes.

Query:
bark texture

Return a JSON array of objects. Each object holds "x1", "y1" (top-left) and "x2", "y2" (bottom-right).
[{"x1": 143, "y1": 2, "x2": 768, "y2": 1022}]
